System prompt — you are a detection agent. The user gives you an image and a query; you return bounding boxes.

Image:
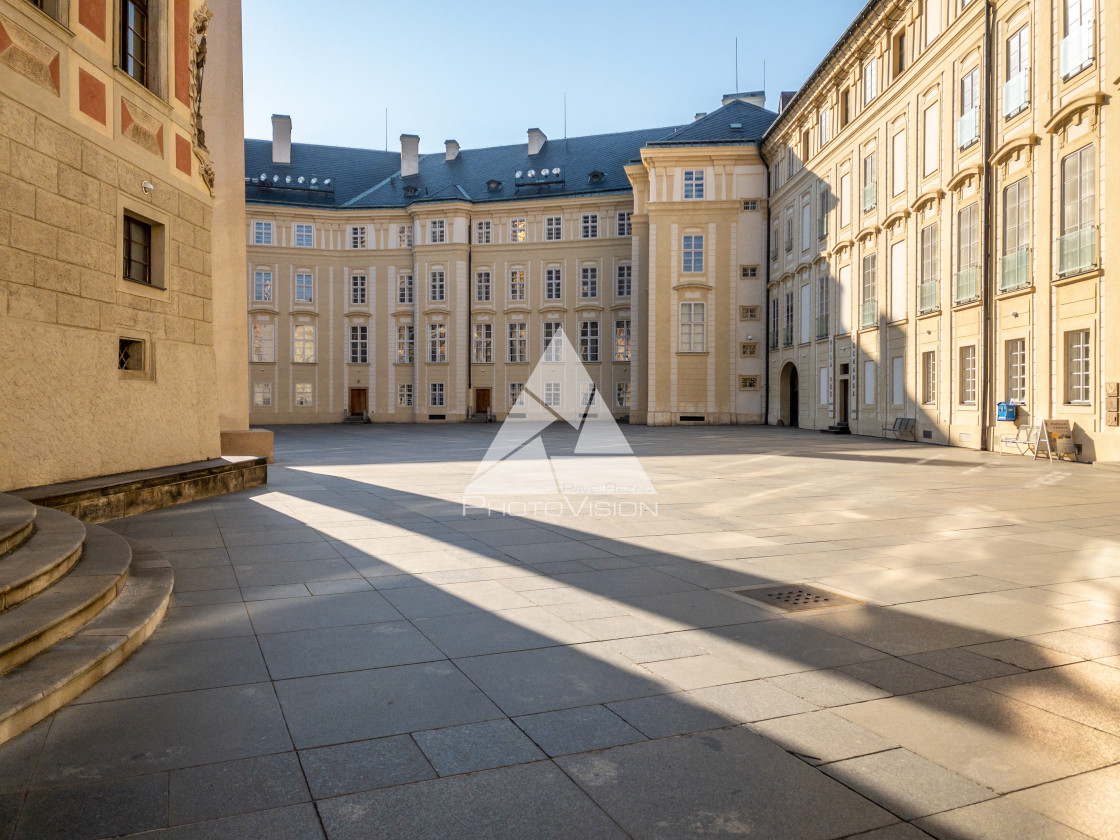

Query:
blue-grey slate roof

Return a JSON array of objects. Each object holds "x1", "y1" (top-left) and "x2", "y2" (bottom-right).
[{"x1": 244, "y1": 101, "x2": 776, "y2": 209}]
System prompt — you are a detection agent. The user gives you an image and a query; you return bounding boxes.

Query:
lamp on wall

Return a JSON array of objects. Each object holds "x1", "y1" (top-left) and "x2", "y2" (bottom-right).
[{"x1": 141, "y1": 180, "x2": 154, "y2": 195}]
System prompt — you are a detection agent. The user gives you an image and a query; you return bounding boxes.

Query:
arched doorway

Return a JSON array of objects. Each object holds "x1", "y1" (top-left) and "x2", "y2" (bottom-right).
[{"x1": 779, "y1": 362, "x2": 800, "y2": 428}]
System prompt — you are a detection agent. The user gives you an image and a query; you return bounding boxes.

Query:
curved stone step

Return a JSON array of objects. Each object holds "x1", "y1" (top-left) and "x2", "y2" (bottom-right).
[
  {"x1": 0, "y1": 508, "x2": 86, "y2": 611},
  {"x1": 0, "y1": 554, "x2": 173, "y2": 746},
  {"x1": 0, "y1": 527, "x2": 130, "y2": 674},
  {"x1": 0, "y1": 495, "x2": 36, "y2": 557}
]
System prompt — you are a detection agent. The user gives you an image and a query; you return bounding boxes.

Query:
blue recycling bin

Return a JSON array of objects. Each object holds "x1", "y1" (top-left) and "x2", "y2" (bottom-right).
[{"x1": 997, "y1": 402, "x2": 1017, "y2": 421}]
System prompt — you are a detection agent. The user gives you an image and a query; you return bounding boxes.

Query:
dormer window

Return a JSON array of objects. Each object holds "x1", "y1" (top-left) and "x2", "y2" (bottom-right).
[
  {"x1": 588, "y1": 171, "x2": 605, "y2": 183},
  {"x1": 403, "y1": 185, "x2": 419, "y2": 197},
  {"x1": 486, "y1": 179, "x2": 502, "y2": 191}
]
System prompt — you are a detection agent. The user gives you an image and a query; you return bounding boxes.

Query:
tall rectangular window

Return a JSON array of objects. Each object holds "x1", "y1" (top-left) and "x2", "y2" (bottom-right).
[
  {"x1": 430, "y1": 383, "x2": 445, "y2": 407},
  {"x1": 545, "y1": 268, "x2": 562, "y2": 300},
  {"x1": 293, "y1": 325, "x2": 315, "y2": 363},
  {"x1": 959, "y1": 345, "x2": 977, "y2": 404},
  {"x1": 893, "y1": 29, "x2": 907, "y2": 77},
  {"x1": 510, "y1": 219, "x2": 526, "y2": 243},
  {"x1": 1003, "y1": 179, "x2": 1030, "y2": 260},
  {"x1": 1066, "y1": 329, "x2": 1091, "y2": 404},
  {"x1": 545, "y1": 216, "x2": 562, "y2": 241},
  {"x1": 616, "y1": 264, "x2": 632, "y2": 298},
  {"x1": 922, "y1": 351, "x2": 937, "y2": 404},
  {"x1": 251, "y1": 323, "x2": 275, "y2": 363},
  {"x1": 959, "y1": 68, "x2": 980, "y2": 148},
  {"x1": 544, "y1": 382, "x2": 561, "y2": 408},
  {"x1": 682, "y1": 235, "x2": 704, "y2": 273},
  {"x1": 816, "y1": 273, "x2": 830, "y2": 338},
  {"x1": 683, "y1": 170, "x2": 705, "y2": 199},
  {"x1": 616, "y1": 212, "x2": 632, "y2": 236},
  {"x1": 920, "y1": 223, "x2": 940, "y2": 312},
  {"x1": 542, "y1": 322, "x2": 564, "y2": 362},
  {"x1": 253, "y1": 222, "x2": 273, "y2": 245},
  {"x1": 430, "y1": 220, "x2": 446, "y2": 244},
  {"x1": 476, "y1": 220, "x2": 491, "y2": 244},
  {"x1": 121, "y1": 0, "x2": 149, "y2": 86},
  {"x1": 1061, "y1": 0, "x2": 1095, "y2": 78},
  {"x1": 614, "y1": 320, "x2": 631, "y2": 362},
  {"x1": 863, "y1": 58, "x2": 877, "y2": 105},
  {"x1": 581, "y1": 214, "x2": 599, "y2": 239},
  {"x1": 1007, "y1": 338, "x2": 1026, "y2": 403},
  {"x1": 509, "y1": 383, "x2": 524, "y2": 408},
  {"x1": 509, "y1": 269, "x2": 526, "y2": 302},
  {"x1": 923, "y1": 102, "x2": 940, "y2": 176},
  {"x1": 350, "y1": 274, "x2": 366, "y2": 305},
  {"x1": 580, "y1": 267, "x2": 598, "y2": 298},
  {"x1": 1005, "y1": 25, "x2": 1030, "y2": 117},
  {"x1": 396, "y1": 325, "x2": 414, "y2": 363},
  {"x1": 398, "y1": 384, "x2": 413, "y2": 407},
  {"x1": 350, "y1": 226, "x2": 367, "y2": 249},
  {"x1": 295, "y1": 383, "x2": 313, "y2": 407},
  {"x1": 398, "y1": 225, "x2": 414, "y2": 248},
  {"x1": 398, "y1": 274, "x2": 414, "y2": 304},
  {"x1": 861, "y1": 254, "x2": 877, "y2": 327},
  {"x1": 957, "y1": 203, "x2": 980, "y2": 302},
  {"x1": 679, "y1": 302, "x2": 705, "y2": 352},
  {"x1": 428, "y1": 323, "x2": 447, "y2": 363},
  {"x1": 253, "y1": 383, "x2": 272, "y2": 407},
  {"x1": 253, "y1": 270, "x2": 273, "y2": 303},
  {"x1": 840, "y1": 88, "x2": 851, "y2": 128},
  {"x1": 295, "y1": 272, "x2": 314, "y2": 303},
  {"x1": 840, "y1": 173, "x2": 851, "y2": 228},
  {"x1": 295, "y1": 224, "x2": 314, "y2": 248},
  {"x1": 1060, "y1": 145, "x2": 1097, "y2": 275},
  {"x1": 475, "y1": 271, "x2": 491, "y2": 303},
  {"x1": 838, "y1": 264, "x2": 852, "y2": 333},
  {"x1": 616, "y1": 382, "x2": 631, "y2": 408},
  {"x1": 818, "y1": 188, "x2": 829, "y2": 239},
  {"x1": 801, "y1": 198, "x2": 812, "y2": 250},
  {"x1": 770, "y1": 297, "x2": 781, "y2": 348},
  {"x1": 349, "y1": 325, "x2": 368, "y2": 364},
  {"x1": 580, "y1": 320, "x2": 600, "y2": 362},
  {"x1": 123, "y1": 215, "x2": 152, "y2": 286},
  {"x1": 581, "y1": 383, "x2": 597, "y2": 409},
  {"x1": 784, "y1": 291, "x2": 794, "y2": 346},
  {"x1": 892, "y1": 131, "x2": 906, "y2": 196},
  {"x1": 862, "y1": 153, "x2": 876, "y2": 212},
  {"x1": 818, "y1": 108, "x2": 830, "y2": 147},
  {"x1": 429, "y1": 270, "x2": 445, "y2": 302},
  {"x1": 472, "y1": 323, "x2": 492, "y2": 363},
  {"x1": 507, "y1": 323, "x2": 527, "y2": 363}
]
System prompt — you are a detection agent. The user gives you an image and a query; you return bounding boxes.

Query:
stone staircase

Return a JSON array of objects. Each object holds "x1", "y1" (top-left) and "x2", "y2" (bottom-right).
[{"x1": 0, "y1": 493, "x2": 172, "y2": 746}]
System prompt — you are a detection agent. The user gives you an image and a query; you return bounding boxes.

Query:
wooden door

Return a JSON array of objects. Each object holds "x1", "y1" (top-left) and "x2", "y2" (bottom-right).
[
  {"x1": 349, "y1": 388, "x2": 368, "y2": 416},
  {"x1": 475, "y1": 388, "x2": 491, "y2": 415}
]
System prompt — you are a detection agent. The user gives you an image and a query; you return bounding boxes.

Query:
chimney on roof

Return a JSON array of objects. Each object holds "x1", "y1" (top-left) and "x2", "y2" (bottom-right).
[
  {"x1": 722, "y1": 91, "x2": 766, "y2": 109},
  {"x1": 271, "y1": 114, "x2": 291, "y2": 165},
  {"x1": 527, "y1": 127, "x2": 546, "y2": 156},
  {"x1": 400, "y1": 134, "x2": 419, "y2": 177},
  {"x1": 445, "y1": 140, "x2": 460, "y2": 162},
  {"x1": 694, "y1": 112, "x2": 707, "y2": 121},
  {"x1": 779, "y1": 91, "x2": 797, "y2": 113}
]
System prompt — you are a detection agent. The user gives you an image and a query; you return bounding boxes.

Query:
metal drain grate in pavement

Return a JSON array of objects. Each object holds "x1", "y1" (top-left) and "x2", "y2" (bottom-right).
[{"x1": 733, "y1": 584, "x2": 862, "y2": 612}]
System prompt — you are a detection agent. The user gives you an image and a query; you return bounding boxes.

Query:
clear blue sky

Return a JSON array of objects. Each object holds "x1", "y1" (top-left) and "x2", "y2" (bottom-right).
[{"x1": 241, "y1": 0, "x2": 867, "y2": 152}]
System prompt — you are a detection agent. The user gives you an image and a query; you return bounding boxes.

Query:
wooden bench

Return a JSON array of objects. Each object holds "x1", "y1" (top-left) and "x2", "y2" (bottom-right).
[
  {"x1": 882, "y1": 417, "x2": 917, "y2": 440},
  {"x1": 1000, "y1": 424, "x2": 1041, "y2": 457}
]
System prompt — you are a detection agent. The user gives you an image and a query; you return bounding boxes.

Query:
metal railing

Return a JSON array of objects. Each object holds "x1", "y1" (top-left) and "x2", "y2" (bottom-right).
[
  {"x1": 1058, "y1": 225, "x2": 1097, "y2": 276},
  {"x1": 1003, "y1": 73, "x2": 1029, "y2": 118},
  {"x1": 954, "y1": 266, "x2": 979, "y2": 304},
  {"x1": 958, "y1": 108, "x2": 979, "y2": 149},
  {"x1": 919, "y1": 281, "x2": 940, "y2": 313},
  {"x1": 860, "y1": 300, "x2": 877, "y2": 327},
  {"x1": 1060, "y1": 21, "x2": 1094, "y2": 79},
  {"x1": 999, "y1": 247, "x2": 1031, "y2": 292}
]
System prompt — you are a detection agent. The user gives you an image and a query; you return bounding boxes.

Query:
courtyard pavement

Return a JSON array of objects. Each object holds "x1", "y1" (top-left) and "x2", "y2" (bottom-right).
[{"x1": 3, "y1": 425, "x2": 1120, "y2": 839}]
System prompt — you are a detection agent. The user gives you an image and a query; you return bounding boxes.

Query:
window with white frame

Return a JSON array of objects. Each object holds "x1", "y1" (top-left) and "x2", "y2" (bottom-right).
[
  {"x1": 398, "y1": 225, "x2": 413, "y2": 248},
  {"x1": 295, "y1": 383, "x2": 313, "y2": 406},
  {"x1": 679, "y1": 302, "x2": 705, "y2": 352},
  {"x1": 253, "y1": 382, "x2": 272, "y2": 407},
  {"x1": 396, "y1": 324, "x2": 415, "y2": 363},
  {"x1": 960, "y1": 68, "x2": 980, "y2": 148},
  {"x1": 293, "y1": 324, "x2": 316, "y2": 363},
  {"x1": 398, "y1": 273, "x2": 414, "y2": 304},
  {"x1": 509, "y1": 269, "x2": 526, "y2": 302},
  {"x1": 863, "y1": 57, "x2": 877, "y2": 105},
  {"x1": 801, "y1": 197, "x2": 812, "y2": 250},
  {"x1": 543, "y1": 382, "x2": 561, "y2": 408},
  {"x1": 614, "y1": 319, "x2": 631, "y2": 362},
  {"x1": 543, "y1": 322, "x2": 564, "y2": 362},
  {"x1": 510, "y1": 218, "x2": 526, "y2": 243},
  {"x1": 1007, "y1": 338, "x2": 1026, "y2": 403},
  {"x1": 819, "y1": 108, "x2": 830, "y2": 147},
  {"x1": 253, "y1": 270, "x2": 273, "y2": 303},
  {"x1": 429, "y1": 270, "x2": 445, "y2": 302},
  {"x1": 580, "y1": 320, "x2": 599, "y2": 362},
  {"x1": 350, "y1": 226, "x2": 367, "y2": 249},
  {"x1": 545, "y1": 216, "x2": 562, "y2": 241},
  {"x1": 617, "y1": 211, "x2": 632, "y2": 236},
  {"x1": 817, "y1": 273, "x2": 830, "y2": 337},
  {"x1": 581, "y1": 382, "x2": 597, "y2": 409},
  {"x1": 475, "y1": 271, "x2": 491, "y2": 303},
  {"x1": 295, "y1": 272, "x2": 314, "y2": 303},
  {"x1": 683, "y1": 170, "x2": 705, "y2": 199},
  {"x1": 785, "y1": 291, "x2": 794, "y2": 345},
  {"x1": 1005, "y1": 25, "x2": 1030, "y2": 117},
  {"x1": 545, "y1": 268, "x2": 562, "y2": 300},
  {"x1": 349, "y1": 325, "x2": 368, "y2": 364},
  {"x1": 507, "y1": 322, "x2": 527, "y2": 363},
  {"x1": 472, "y1": 323, "x2": 493, "y2": 363},
  {"x1": 430, "y1": 383, "x2": 445, "y2": 407},
  {"x1": 770, "y1": 297, "x2": 780, "y2": 348},
  {"x1": 350, "y1": 274, "x2": 366, "y2": 305},
  {"x1": 1060, "y1": 145, "x2": 1096, "y2": 267},
  {"x1": 1066, "y1": 329, "x2": 1091, "y2": 403},
  {"x1": 251, "y1": 323, "x2": 275, "y2": 363},
  {"x1": 922, "y1": 351, "x2": 937, "y2": 404},
  {"x1": 476, "y1": 220, "x2": 491, "y2": 244},
  {"x1": 581, "y1": 214, "x2": 598, "y2": 239},
  {"x1": 429, "y1": 220, "x2": 446, "y2": 244},
  {"x1": 957, "y1": 204, "x2": 980, "y2": 301},
  {"x1": 785, "y1": 217, "x2": 794, "y2": 252},
  {"x1": 818, "y1": 189, "x2": 829, "y2": 239},
  {"x1": 862, "y1": 153, "x2": 876, "y2": 212},
  {"x1": 861, "y1": 254, "x2": 877, "y2": 322},
  {"x1": 295, "y1": 224, "x2": 314, "y2": 247},
  {"x1": 682, "y1": 234, "x2": 704, "y2": 273},
  {"x1": 616, "y1": 382, "x2": 630, "y2": 408},
  {"x1": 398, "y1": 383, "x2": 413, "y2": 407},
  {"x1": 580, "y1": 266, "x2": 598, "y2": 298},
  {"x1": 428, "y1": 323, "x2": 447, "y2": 363},
  {"x1": 253, "y1": 221, "x2": 273, "y2": 245},
  {"x1": 1003, "y1": 178, "x2": 1030, "y2": 257},
  {"x1": 616, "y1": 264, "x2": 632, "y2": 297},
  {"x1": 509, "y1": 382, "x2": 525, "y2": 407},
  {"x1": 960, "y1": 345, "x2": 977, "y2": 404},
  {"x1": 1061, "y1": 0, "x2": 1094, "y2": 78},
  {"x1": 920, "y1": 222, "x2": 940, "y2": 310}
]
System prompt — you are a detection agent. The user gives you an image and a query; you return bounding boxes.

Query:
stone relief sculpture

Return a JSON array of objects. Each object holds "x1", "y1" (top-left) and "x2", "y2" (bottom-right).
[{"x1": 190, "y1": 3, "x2": 215, "y2": 196}]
